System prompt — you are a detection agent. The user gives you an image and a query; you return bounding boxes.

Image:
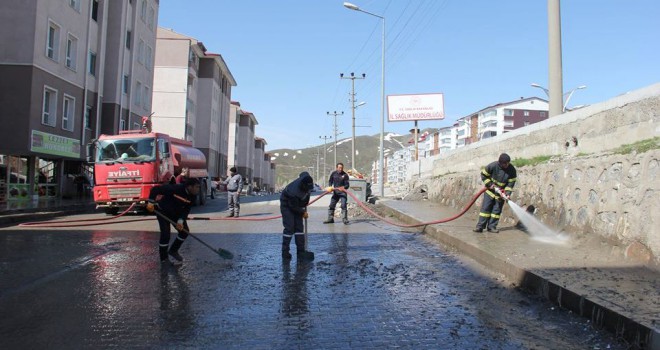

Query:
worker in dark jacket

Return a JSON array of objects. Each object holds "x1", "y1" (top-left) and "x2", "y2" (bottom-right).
[
  {"x1": 474, "y1": 153, "x2": 517, "y2": 233},
  {"x1": 280, "y1": 172, "x2": 315, "y2": 261},
  {"x1": 147, "y1": 178, "x2": 201, "y2": 264},
  {"x1": 323, "y1": 162, "x2": 351, "y2": 225}
]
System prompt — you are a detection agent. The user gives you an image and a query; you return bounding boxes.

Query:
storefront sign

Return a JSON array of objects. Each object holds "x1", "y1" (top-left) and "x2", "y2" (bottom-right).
[
  {"x1": 30, "y1": 130, "x2": 81, "y2": 158},
  {"x1": 387, "y1": 93, "x2": 445, "y2": 122}
]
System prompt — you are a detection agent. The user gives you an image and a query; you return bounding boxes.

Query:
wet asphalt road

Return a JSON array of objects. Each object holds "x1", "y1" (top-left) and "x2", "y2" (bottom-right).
[{"x1": 0, "y1": 195, "x2": 627, "y2": 349}]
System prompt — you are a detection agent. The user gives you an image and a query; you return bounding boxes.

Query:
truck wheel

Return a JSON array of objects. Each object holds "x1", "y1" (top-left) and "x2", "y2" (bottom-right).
[{"x1": 105, "y1": 207, "x2": 119, "y2": 216}]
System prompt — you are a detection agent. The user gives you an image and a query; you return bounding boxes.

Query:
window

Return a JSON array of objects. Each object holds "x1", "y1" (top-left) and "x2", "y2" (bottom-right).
[
  {"x1": 69, "y1": 0, "x2": 80, "y2": 11},
  {"x1": 134, "y1": 81, "x2": 142, "y2": 106},
  {"x1": 145, "y1": 45, "x2": 152, "y2": 69},
  {"x1": 119, "y1": 119, "x2": 125, "y2": 131},
  {"x1": 46, "y1": 21, "x2": 60, "y2": 60},
  {"x1": 42, "y1": 87, "x2": 57, "y2": 126},
  {"x1": 65, "y1": 34, "x2": 77, "y2": 69},
  {"x1": 125, "y1": 30, "x2": 131, "y2": 49},
  {"x1": 91, "y1": 0, "x2": 99, "y2": 21},
  {"x1": 140, "y1": 0, "x2": 147, "y2": 21},
  {"x1": 143, "y1": 85, "x2": 150, "y2": 108},
  {"x1": 503, "y1": 109, "x2": 513, "y2": 117},
  {"x1": 137, "y1": 39, "x2": 144, "y2": 64},
  {"x1": 62, "y1": 95, "x2": 75, "y2": 131},
  {"x1": 524, "y1": 110, "x2": 530, "y2": 116},
  {"x1": 148, "y1": 6, "x2": 155, "y2": 29},
  {"x1": 88, "y1": 51, "x2": 97, "y2": 76},
  {"x1": 85, "y1": 105, "x2": 92, "y2": 129},
  {"x1": 122, "y1": 75, "x2": 129, "y2": 94},
  {"x1": 540, "y1": 111, "x2": 547, "y2": 118}
]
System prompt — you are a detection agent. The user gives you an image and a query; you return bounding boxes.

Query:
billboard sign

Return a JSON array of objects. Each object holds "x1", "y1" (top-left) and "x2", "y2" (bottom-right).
[
  {"x1": 387, "y1": 93, "x2": 444, "y2": 122},
  {"x1": 30, "y1": 130, "x2": 81, "y2": 158}
]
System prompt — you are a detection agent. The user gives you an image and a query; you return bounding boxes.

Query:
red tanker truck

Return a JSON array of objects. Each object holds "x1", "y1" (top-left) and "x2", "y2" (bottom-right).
[{"x1": 90, "y1": 129, "x2": 210, "y2": 215}]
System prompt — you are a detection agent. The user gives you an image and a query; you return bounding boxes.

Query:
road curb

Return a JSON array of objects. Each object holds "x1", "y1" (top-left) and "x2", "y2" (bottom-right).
[{"x1": 378, "y1": 202, "x2": 659, "y2": 350}]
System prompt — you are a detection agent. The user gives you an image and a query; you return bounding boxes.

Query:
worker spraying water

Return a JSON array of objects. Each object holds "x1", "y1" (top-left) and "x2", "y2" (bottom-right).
[{"x1": 473, "y1": 153, "x2": 517, "y2": 233}]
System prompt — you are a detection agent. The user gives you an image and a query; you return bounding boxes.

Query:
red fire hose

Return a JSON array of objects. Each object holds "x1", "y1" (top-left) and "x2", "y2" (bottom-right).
[
  {"x1": 17, "y1": 203, "x2": 154, "y2": 228},
  {"x1": 16, "y1": 188, "x2": 486, "y2": 228}
]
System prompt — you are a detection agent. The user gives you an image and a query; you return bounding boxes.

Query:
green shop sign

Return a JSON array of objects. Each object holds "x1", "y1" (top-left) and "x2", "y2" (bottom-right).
[{"x1": 30, "y1": 130, "x2": 81, "y2": 158}]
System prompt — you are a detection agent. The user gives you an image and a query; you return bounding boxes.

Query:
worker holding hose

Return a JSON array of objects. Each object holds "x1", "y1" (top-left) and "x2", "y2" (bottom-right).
[
  {"x1": 474, "y1": 153, "x2": 517, "y2": 233},
  {"x1": 280, "y1": 172, "x2": 315, "y2": 261},
  {"x1": 323, "y1": 162, "x2": 350, "y2": 225},
  {"x1": 146, "y1": 178, "x2": 201, "y2": 264}
]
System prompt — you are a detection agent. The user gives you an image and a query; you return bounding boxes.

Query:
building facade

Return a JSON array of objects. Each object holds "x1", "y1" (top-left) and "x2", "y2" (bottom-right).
[
  {"x1": 0, "y1": 0, "x2": 158, "y2": 203},
  {"x1": 197, "y1": 54, "x2": 235, "y2": 178},
  {"x1": 101, "y1": 0, "x2": 159, "y2": 135},
  {"x1": 152, "y1": 27, "x2": 236, "y2": 179}
]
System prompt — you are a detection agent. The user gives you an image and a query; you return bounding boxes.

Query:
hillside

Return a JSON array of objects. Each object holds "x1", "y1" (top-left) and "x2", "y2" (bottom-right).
[{"x1": 270, "y1": 130, "x2": 436, "y2": 189}]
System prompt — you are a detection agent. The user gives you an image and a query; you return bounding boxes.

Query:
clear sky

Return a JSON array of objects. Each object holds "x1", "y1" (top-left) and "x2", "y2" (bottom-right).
[{"x1": 158, "y1": 0, "x2": 660, "y2": 150}]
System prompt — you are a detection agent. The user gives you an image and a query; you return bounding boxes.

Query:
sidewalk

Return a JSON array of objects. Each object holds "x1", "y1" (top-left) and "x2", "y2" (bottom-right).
[
  {"x1": 379, "y1": 198, "x2": 659, "y2": 349},
  {"x1": 0, "y1": 197, "x2": 96, "y2": 226}
]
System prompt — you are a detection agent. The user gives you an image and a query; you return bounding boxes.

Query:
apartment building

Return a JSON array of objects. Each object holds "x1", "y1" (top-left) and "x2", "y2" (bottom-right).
[
  {"x1": 456, "y1": 97, "x2": 549, "y2": 147},
  {"x1": 152, "y1": 27, "x2": 236, "y2": 178},
  {"x1": 253, "y1": 137, "x2": 266, "y2": 190},
  {"x1": 0, "y1": 0, "x2": 158, "y2": 203},
  {"x1": 235, "y1": 110, "x2": 257, "y2": 186},
  {"x1": 101, "y1": 0, "x2": 159, "y2": 134},
  {"x1": 197, "y1": 54, "x2": 235, "y2": 177}
]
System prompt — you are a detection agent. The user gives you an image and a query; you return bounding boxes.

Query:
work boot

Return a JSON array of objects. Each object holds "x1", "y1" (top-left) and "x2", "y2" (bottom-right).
[
  {"x1": 159, "y1": 245, "x2": 169, "y2": 262},
  {"x1": 487, "y1": 228, "x2": 499, "y2": 233},
  {"x1": 323, "y1": 209, "x2": 334, "y2": 224},
  {"x1": 342, "y1": 210, "x2": 349, "y2": 225},
  {"x1": 282, "y1": 236, "x2": 292, "y2": 260},
  {"x1": 234, "y1": 212, "x2": 240, "y2": 218},
  {"x1": 297, "y1": 250, "x2": 315, "y2": 261},
  {"x1": 472, "y1": 227, "x2": 484, "y2": 233},
  {"x1": 168, "y1": 237, "x2": 185, "y2": 262},
  {"x1": 227, "y1": 212, "x2": 234, "y2": 218}
]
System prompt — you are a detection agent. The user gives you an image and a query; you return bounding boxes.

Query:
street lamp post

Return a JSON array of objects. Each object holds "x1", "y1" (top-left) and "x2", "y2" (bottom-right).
[
  {"x1": 531, "y1": 83, "x2": 587, "y2": 112},
  {"x1": 343, "y1": 1, "x2": 385, "y2": 197}
]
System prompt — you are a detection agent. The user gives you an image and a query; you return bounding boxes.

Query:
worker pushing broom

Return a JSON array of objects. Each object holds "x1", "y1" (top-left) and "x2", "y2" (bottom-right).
[{"x1": 147, "y1": 177, "x2": 232, "y2": 265}]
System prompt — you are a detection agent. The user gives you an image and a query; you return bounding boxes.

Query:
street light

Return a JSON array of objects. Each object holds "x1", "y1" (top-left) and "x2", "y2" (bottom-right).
[
  {"x1": 343, "y1": 1, "x2": 385, "y2": 197},
  {"x1": 531, "y1": 83, "x2": 587, "y2": 113}
]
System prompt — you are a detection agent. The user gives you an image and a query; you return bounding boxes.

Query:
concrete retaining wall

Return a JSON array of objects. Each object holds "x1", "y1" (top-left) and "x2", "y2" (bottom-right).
[{"x1": 405, "y1": 83, "x2": 660, "y2": 264}]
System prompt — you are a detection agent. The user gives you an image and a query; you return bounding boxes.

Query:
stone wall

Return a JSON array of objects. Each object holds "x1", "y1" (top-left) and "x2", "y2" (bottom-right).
[{"x1": 405, "y1": 83, "x2": 660, "y2": 265}]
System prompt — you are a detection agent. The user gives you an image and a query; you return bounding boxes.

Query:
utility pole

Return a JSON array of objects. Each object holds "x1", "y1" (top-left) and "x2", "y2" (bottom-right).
[
  {"x1": 319, "y1": 135, "x2": 331, "y2": 185},
  {"x1": 316, "y1": 145, "x2": 320, "y2": 182},
  {"x1": 340, "y1": 72, "x2": 365, "y2": 172},
  {"x1": 326, "y1": 111, "x2": 344, "y2": 167}
]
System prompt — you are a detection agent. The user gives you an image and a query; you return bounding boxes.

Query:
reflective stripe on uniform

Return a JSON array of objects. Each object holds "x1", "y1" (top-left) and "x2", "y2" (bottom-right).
[
  {"x1": 485, "y1": 190, "x2": 498, "y2": 199},
  {"x1": 508, "y1": 178, "x2": 516, "y2": 183},
  {"x1": 159, "y1": 243, "x2": 169, "y2": 247},
  {"x1": 283, "y1": 233, "x2": 293, "y2": 238},
  {"x1": 491, "y1": 213, "x2": 501, "y2": 219},
  {"x1": 479, "y1": 212, "x2": 491, "y2": 218},
  {"x1": 492, "y1": 179, "x2": 506, "y2": 187},
  {"x1": 481, "y1": 169, "x2": 490, "y2": 176},
  {"x1": 176, "y1": 235, "x2": 185, "y2": 241},
  {"x1": 294, "y1": 232, "x2": 305, "y2": 236},
  {"x1": 504, "y1": 187, "x2": 513, "y2": 191},
  {"x1": 483, "y1": 178, "x2": 492, "y2": 185}
]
